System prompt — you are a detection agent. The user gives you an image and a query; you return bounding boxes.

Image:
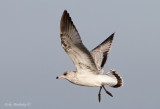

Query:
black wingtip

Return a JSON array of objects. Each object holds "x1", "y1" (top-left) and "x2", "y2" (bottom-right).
[
  {"x1": 109, "y1": 32, "x2": 115, "y2": 39},
  {"x1": 100, "y1": 32, "x2": 114, "y2": 45},
  {"x1": 60, "y1": 10, "x2": 70, "y2": 33},
  {"x1": 63, "y1": 10, "x2": 67, "y2": 13},
  {"x1": 61, "y1": 10, "x2": 68, "y2": 18}
]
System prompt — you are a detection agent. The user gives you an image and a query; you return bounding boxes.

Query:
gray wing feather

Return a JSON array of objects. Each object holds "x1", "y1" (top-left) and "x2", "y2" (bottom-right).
[
  {"x1": 60, "y1": 10, "x2": 98, "y2": 73},
  {"x1": 91, "y1": 33, "x2": 114, "y2": 71}
]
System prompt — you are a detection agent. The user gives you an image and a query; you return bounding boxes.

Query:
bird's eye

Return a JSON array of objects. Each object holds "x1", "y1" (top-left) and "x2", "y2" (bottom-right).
[{"x1": 64, "y1": 73, "x2": 67, "y2": 76}]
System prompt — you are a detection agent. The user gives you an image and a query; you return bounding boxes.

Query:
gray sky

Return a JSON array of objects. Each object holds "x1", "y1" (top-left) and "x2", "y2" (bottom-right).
[{"x1": 0, "y1": 0, "x2": 160, "y2": 109}]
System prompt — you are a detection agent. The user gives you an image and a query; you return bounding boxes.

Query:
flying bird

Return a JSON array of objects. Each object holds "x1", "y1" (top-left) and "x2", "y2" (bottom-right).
[{"x1": 56, "y1": 10, "x2": 123, "y2": 102}]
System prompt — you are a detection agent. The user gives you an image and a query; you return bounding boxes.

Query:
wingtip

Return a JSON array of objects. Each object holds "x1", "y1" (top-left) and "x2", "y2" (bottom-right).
[
  {"x1": 111, "y1": 32, "x2": 115, "y2": 37},
  {"x1": 107, "y1": 33, "x2": 114, "y2": 41},
  {"x1": 63, "y1": 9, "x2": 67, "y2": 13},
  {"x1": 61, "y1": 10, "x2": 68, "y2": 18},
  {"x1": 107, "y1": 32, "x2": 115, "y2": 41},
  {"x1": 60, "y1": 10, "x2": 70, "y2": 33}
]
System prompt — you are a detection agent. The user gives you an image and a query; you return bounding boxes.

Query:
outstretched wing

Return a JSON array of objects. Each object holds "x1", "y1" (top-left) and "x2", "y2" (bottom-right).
[
  {"x1": 91, "y1": 33, "x2": 114, "y2": 71},
  {"x1": 60, "y1": 10, "x2": 98, "y2": 73}
]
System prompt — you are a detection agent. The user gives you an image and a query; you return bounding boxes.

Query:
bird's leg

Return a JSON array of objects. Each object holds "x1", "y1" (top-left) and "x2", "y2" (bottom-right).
[
  {"x1": 98, "y1": 86, "x2": 102, "y2": 102},
  {"x1": 102, "y1": 85, "x2": 113, "y2": 97}
]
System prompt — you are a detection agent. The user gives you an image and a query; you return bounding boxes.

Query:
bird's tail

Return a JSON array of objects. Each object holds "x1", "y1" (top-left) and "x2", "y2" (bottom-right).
[{"x1": 106, "y1": 69, "x2": 123, "y2": 88}]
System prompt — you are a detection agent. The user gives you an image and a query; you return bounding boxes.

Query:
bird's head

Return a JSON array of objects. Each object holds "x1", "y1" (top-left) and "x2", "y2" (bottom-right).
[{"x1": 56, "y1": 71, "x2": 75, "y2": 81}]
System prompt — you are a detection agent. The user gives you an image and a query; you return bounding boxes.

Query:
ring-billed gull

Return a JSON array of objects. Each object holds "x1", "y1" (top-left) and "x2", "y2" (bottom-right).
[{"x1": 56, "y1": 10, "x2": 123, "y2": 102}]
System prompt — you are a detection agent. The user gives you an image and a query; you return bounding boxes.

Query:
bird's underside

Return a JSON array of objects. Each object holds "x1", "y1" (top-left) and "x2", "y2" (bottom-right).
[{"x1": 57, "y1": 10, "x2": 123, "y2": 102}]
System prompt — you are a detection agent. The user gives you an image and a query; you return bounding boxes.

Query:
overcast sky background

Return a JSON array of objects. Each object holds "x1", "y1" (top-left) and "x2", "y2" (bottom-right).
[{"x1": 0, "y1": 0, "x2": 160, "y2": 109}]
